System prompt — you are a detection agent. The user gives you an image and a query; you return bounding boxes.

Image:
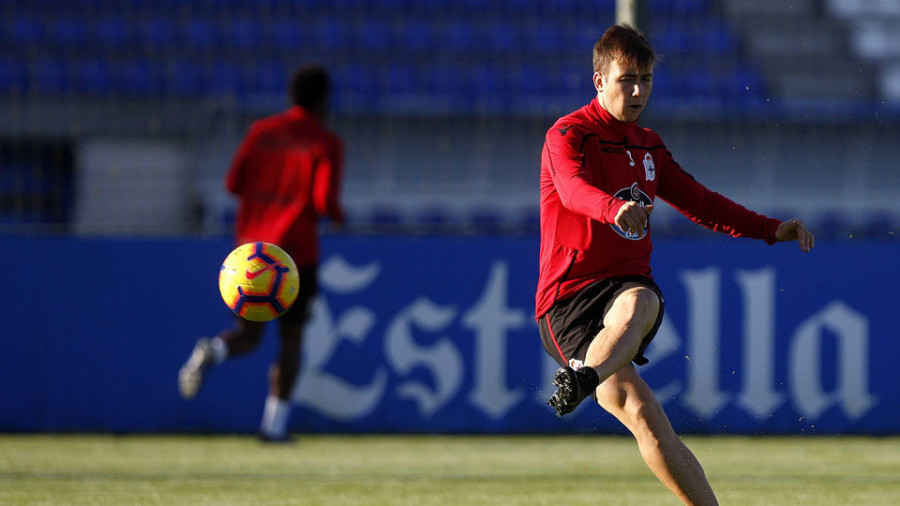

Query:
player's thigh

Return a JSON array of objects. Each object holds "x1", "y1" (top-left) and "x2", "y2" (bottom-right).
[
  {"x1": 278, "y1": 264, "x2": 317, "y2": 334},
  {"x1": 594, "y1": 363, "x2": 674, "y2": 436},
  {"x1": 603, "y1": 282, "x2": 661, "y2": 336},
  {"x1": 234, "y1": 316, "x2": 266, "y2": 342}
]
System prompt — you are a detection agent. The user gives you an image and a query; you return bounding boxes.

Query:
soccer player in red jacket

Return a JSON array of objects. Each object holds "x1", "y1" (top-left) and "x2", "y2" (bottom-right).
[
  {"x1": 179, "y1": 65, "x2": 345, "y2": 442},
  {"x1": 539, "y1": 25, "x2": 813, "y2": 504}
]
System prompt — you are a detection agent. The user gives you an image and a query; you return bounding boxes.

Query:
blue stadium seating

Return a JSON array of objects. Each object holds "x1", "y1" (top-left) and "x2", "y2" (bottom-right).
[
  {"x1": 0, "y1": 0, "x2": 771, "y2": 113},
  {"x1": 184, "y1": 19, "x2": 223, "y2": 51},
  {"x1": 96, "y1": 17, "x2": 131, "y2": 48},
  {"x1": 52, "y1": 18, "x2": 89, "y2": 48},
  {"x1": 11, "y1": 16, "x2": 46, "y2": 47},
  {"x1": 77, "y1": 59, "x2": 113, "y2": 94},
  {"x1": 0, "y1": 61, "x2": 28, "y2": 93},
  {"x1": 269, "y1": 20, "x2": 307, "y2": 51}
]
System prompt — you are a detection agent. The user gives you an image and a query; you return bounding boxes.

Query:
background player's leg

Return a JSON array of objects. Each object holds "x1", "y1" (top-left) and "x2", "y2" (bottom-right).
[
  {"x1": 258, "y1": 317, "x2": 304, "y2": 441},
  {"x1": 179, "y1": 318, "x2": 266, "y2": 399},
  {"x1": 595, "y1": 364, "x2": 718, "y2": 505},
  {"x1": 218, "y1": 317, "x2": 266, "y2": 357},
  {"x1": 270, "y1": 318, "x2": 303, "y2": 399}
]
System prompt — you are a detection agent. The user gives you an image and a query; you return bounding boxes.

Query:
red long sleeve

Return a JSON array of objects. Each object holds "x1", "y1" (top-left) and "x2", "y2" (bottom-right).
[
  {"x1": 226, "y1": 106, "x2": 345, "y2": 267},
  {"x1": 537, "y1": 99, "x2": 780, "y2": 318},
  {"x1": 543, "y1": 124, "x2": 624, "y2": 225},
  {"x1": 657, "y1": 150, "x2": 779, "y2": 244}
]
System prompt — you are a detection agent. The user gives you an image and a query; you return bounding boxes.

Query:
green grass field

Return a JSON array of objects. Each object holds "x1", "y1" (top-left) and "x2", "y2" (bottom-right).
[{"x1": 0, "y1": 434, "x2": 897, "y2": 505}]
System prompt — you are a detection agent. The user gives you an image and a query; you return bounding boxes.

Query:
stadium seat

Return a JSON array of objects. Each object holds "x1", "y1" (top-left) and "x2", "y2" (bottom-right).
[
  {"x1": 467, "y1": 209, "x2": 505, "y2": 234},
  {"x1": 648, "y1": 0, "x2": 709, "y2": 14},
  {"x1": 524, "y1": 20, "x2": 565, "y2": 53},
  {"x1": 35, "y1": 60, "x2": 69, "y2": 94},
  {"x1": 468, "y1": 64, "x2": 504, "y2": 96},
  {"x1": 0, "y1": 61, "x2": 28, "y2": 93},
  {"x1": 702, "y1": 24, "x2": 738, "y2": 55},
  {"x1": 439, "y1": 21, "x2": 477, "y2": 53},
  {"x1": 314, "y1": 18, "x2": 351, "y2": 52},
  {"x1": 116, "y1": 60, "x2": 165, "y2": 96},
  {"x1": 139, "y1": 18, "x2": 177, "y2": 51},
  {"x1": 207, "y1": 60, "x2": 242, "y2": 94},
  {"x1": 268, "y1": 20, "x2": 305, "y2": 51},
  {"x1": 252, "y1": 61, "x2": 288, "y2": 94},
  {"x1": 184, "y1": 19, "x2": 222, "y2": 52},
  {"x1": 395, "y1": 18, "x2": 435, "y2": 52},
  {"x1": 360, "y1": 19, "x2": 392, "y2": 52},
  {"x1": 11, "y1": 16, "x2": 46, "y2": 47},
  {"x1": 340, "y1": 63, "x2": 379, "y2": 95},
  {"x1": 369, "y1": 207, "x2": 404, "y2": 230},
  {"x1": 52, "y1": 18, "x2": 88, "y2": 48},
  {"x1": 227, "y1": 18, "x2": 263, "y2": 52},
  {"x1": 168, "y1": 60, "x2": 207, "y2": 96},
  {"x1": 427, "y1": 64, "x2": 462, "y2": 95},
  {"x1": 485, "y1": 22, "x2": 520, "y2": 52},
  {"x1": 95, "y1": 17, "x2": 131, "y2": 49},
  {"x1": 0, "y1": 0, "x2": 803, "y2": 113},
  {"x1": 415, "y1": 208, "x2": 452, "y2": 231},
  {"x1": 567, "y1": 21, "x2": 606, "y2": 50},
  {"x1": 77, "y1": 59, "x2": 112, "y2": 95},
  {"x1": 387, "y1": 63, "x2": 420, "y2": 95}
]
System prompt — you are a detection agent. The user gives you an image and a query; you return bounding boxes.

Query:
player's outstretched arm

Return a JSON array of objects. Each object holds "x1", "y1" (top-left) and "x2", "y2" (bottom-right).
[{"x1": 775, "y1": 218, "x2": 815, "y2": 252}]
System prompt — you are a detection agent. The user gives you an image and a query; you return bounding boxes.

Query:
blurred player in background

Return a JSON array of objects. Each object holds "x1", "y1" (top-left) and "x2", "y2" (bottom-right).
[
  {"x1": 537, "y1": 25, "x2": 814, "y2": 504},
  {"x1": 179, "y1": 65, "x2": 345, "y2": 442}
]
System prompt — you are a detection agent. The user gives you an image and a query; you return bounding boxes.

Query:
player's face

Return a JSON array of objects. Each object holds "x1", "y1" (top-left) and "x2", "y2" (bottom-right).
[{"x1": 594, "y1": 59, "x2": 653, "y2": 123}]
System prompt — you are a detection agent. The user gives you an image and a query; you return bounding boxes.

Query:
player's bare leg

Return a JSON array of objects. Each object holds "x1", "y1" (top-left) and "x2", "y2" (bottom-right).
[
  {"x1": 595, "y1": 364, "x2": 718, "y2": 505},
  {"x1": 271, "y1": 319, "x2": 303, "y2": 399},
  {"x1": 258, "y1": 319, "x2": 303, "y2": 442},
  {"x1": 586, "y1": 283, "x2": 660, "y2": 383},
  {"x1": 219, "y1": 318, "x2": 266, "y2": 356},
  {"x1": 178, "y1": 318, "x2": 265, "y2": 400},
  {"x1": 548, "y1": 283, "x2": 659, "y2": 416}
]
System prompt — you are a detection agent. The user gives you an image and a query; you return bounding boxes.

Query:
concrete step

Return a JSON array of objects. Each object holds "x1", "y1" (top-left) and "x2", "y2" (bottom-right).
[
  {"x1": 723, "y1": 0, "x2": 817, "y2": 17},
  {"x1": 731, "y1": 15, "x2": 848, "y2": 57},
  {"x1": 755, "y1": 57, "x2": 877, "y2": 100}
]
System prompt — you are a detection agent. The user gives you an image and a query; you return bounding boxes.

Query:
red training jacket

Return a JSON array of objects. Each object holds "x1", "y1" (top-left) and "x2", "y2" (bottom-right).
[
  {"x1": 536, "y1": 98, "x2": 780, "y2": 318},
  {"x1": 226, "y1": 106, "x2": 345, "y2": 267}
]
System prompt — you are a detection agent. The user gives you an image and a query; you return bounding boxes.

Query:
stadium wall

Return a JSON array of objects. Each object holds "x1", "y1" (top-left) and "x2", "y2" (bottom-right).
[{"x1": 1, "y1": 235, "x2": 896, "y2": 435}]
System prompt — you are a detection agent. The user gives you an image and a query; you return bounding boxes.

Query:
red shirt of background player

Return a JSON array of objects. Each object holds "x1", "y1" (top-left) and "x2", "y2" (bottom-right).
[
  {"x1": 226, "y1": 105, "x2": 346, "y2": 267},
  {"x1": 536, "y1": 97, "x2": 780, "y2": 318}
]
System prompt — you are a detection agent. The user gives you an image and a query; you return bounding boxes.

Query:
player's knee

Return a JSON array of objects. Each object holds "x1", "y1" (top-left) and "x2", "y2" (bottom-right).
[
  {"x1": 625, "y1": 397, "x2": 651, "y2": 426},
  {"x1": 612, "y1": 287, "x2": 659, "y2": 328},
  {"x1": 234, "y1": 324, "x2": 265, "y2": 347},
  {"x1": 625, "y1": 398, "x2": 669, "y2": 441},
  {"x1": 631, "y1": 287, "x2": 660, "y2": 320}
]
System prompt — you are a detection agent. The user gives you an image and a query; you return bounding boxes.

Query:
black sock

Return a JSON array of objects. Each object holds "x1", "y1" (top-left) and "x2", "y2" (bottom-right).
[{"x1": 576, "y1": 366, "x2": 600, "y2": 391}]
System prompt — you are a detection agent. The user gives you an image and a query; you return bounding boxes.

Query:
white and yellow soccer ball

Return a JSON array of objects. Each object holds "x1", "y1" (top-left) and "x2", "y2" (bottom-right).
[{"x1": 218, "y1": 242, "x2": 300, "y2": 322}]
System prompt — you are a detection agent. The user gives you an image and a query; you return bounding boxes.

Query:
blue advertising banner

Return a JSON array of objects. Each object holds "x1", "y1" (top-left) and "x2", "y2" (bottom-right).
[{"x1": 0, "y1": 235, "x2": 897, "y2": 434}]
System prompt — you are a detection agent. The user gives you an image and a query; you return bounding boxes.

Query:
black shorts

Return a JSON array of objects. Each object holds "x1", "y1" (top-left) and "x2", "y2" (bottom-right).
[
  {"x1": 279, "y1": 264, "x2": 318, "y2": 324},
  {"x1": 538, "y1": 276, "x2": 665, "y2": 368}
]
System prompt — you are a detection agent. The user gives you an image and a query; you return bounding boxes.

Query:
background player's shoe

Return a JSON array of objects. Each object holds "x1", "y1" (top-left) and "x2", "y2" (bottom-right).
[
  {"x1": 547, "y1": 366, "x2": 599, "y2": 417},
  {"x1": 178, "y1": 338, "x2": 214, "y2": 400}
]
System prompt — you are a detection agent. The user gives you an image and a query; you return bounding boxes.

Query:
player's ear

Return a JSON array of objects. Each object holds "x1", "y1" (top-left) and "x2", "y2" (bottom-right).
[{"x1": 593, "y1": 72, "x2": 603, "y2": 91}]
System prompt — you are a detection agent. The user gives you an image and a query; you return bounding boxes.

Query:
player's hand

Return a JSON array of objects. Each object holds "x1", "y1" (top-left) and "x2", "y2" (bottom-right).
[
  {"x1": 775, "y1": 218, "x2": 815, "y2": 252},
  {"x1": 614, "y1": 202, "x2": 653, "y2": 235}
]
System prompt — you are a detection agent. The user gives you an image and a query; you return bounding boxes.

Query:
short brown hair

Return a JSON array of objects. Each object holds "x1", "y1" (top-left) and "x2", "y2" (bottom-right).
[
  {"x1": 592, "y1": 24, "x2": 657, "y2": 75},
  {"x1": 289, "y1": 65, "x2": 330, "y2": 110}
]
